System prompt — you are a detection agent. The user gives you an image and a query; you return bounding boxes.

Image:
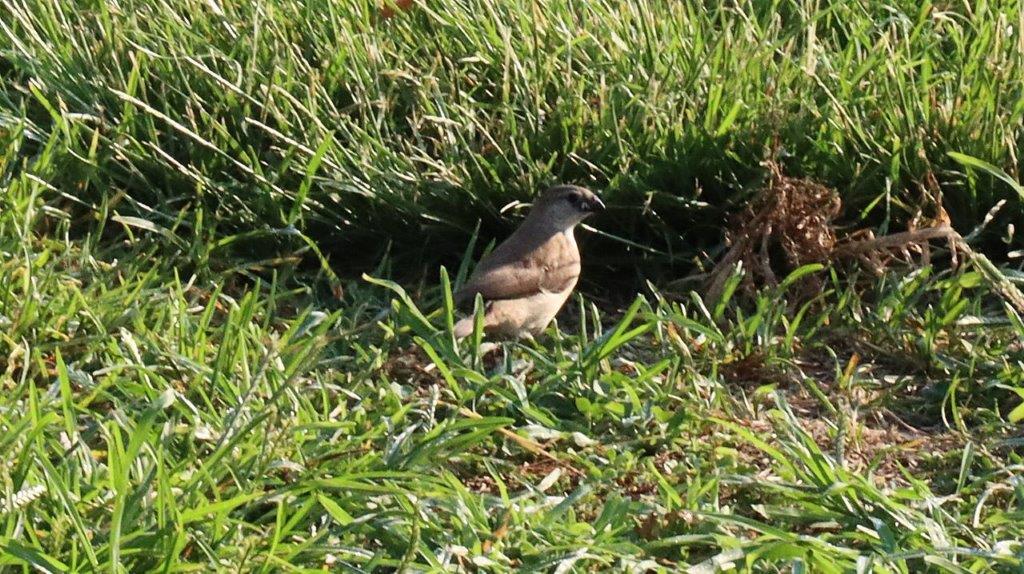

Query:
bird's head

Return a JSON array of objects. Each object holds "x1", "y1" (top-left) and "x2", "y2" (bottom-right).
[{"x1": 529, "y1": 185, "x2": 605, "y2": 229}]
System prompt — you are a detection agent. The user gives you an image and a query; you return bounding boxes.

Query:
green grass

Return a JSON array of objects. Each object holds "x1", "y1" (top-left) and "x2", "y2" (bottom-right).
[
  {"x1": 2, "y1": 0, "x2": 1023, "y2": 277},
  {"x1": 2, "y1": 164, "x2": 1024, "y2": 570},
  {"x1": 2, "y1": 0, "x2": 1024, "y2": 571}
]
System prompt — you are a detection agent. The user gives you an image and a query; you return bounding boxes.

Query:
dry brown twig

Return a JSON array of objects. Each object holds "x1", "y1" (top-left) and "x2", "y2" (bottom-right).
[
  {"x1": 703, "y1": 161, "x2": 1024, "y2": 316},
  {"x1": 705, "y1": 161, "x2": 840, "y2": 303}
]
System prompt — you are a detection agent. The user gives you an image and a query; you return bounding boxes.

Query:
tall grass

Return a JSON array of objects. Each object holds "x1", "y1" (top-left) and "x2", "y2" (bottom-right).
[{"x1": 3, "y1": 0, "x2": 1023, "y2": 278}]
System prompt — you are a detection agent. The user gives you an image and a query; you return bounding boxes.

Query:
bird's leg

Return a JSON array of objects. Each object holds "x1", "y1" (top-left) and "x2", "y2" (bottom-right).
[
  {"x1": 520, "y1": 332, "x2": 544, "y2": 353},
  {"x1": 499, "y1": 341, "x2": 511, "y2": 373},
  {"x1": 518, "y1": 332, "x2": 537, "y2": 344}
]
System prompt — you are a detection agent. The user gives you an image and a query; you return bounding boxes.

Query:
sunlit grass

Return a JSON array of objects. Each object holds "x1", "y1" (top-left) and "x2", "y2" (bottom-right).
[
  {"x1": 2, "y1": 163, "x2": 1023, "y2": 568},
  {"x1": 2, "y1": 0, "x2": 1022, "y2": 275},
  {"x1": 1, "y1": 0, "x2": 1024, "y2": 571}
]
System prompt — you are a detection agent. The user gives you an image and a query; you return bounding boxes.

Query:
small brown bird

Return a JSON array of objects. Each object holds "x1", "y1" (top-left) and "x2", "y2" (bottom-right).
[{"x1": 454, "y1": 185, "x2": 604, "y2": 339}]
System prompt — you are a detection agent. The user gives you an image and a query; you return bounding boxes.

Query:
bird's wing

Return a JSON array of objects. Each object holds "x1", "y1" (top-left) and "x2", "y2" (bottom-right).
[{"x1": 455, "y1": 234, "x2": 579, "y2": 305}]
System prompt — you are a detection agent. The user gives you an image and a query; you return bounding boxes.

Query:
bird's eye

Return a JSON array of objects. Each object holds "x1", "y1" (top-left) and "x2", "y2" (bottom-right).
[{"x1": 567, "y1": 192, "x2": 580, "y2": 204}]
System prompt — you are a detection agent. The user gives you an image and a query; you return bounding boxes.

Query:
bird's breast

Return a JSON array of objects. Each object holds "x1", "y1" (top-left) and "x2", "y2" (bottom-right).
[{"x1": 487, "y1": 286, "x2": 575, "y2": 337}]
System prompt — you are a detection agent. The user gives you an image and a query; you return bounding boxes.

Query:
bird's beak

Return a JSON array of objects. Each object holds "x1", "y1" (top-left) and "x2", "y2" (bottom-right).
[{"x1": 586, "y1": 197, "x2": 606, "y2": 213}]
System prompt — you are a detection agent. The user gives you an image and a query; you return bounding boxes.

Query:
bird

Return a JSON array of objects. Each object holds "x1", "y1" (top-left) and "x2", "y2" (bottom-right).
[{"x1": 453, "y1": 184, "x2": 604, "y2": 339}]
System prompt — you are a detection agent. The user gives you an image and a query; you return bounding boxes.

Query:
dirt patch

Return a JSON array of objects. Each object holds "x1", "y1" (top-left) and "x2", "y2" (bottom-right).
[
  {"x1": 381, "y1": 345, "x2": 445, "y2": 388},
  {"x1": 718, "y1": 350, "x2": 793, "y2": 388},
  {"x1": 464, "y1": 474, "x2": 498, "y2": 494},
  {"x1": 733, "y1": 413, "x2": 963, "y2": 487}
]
